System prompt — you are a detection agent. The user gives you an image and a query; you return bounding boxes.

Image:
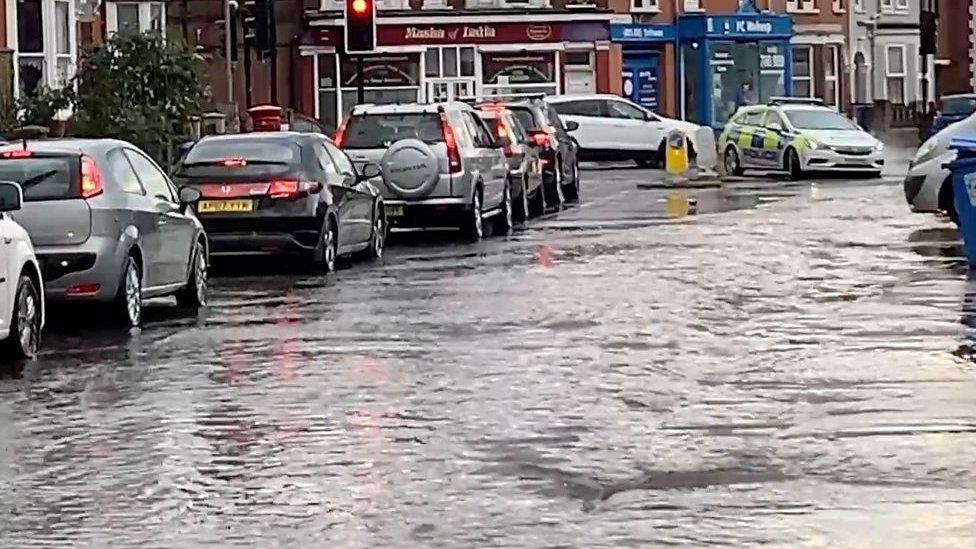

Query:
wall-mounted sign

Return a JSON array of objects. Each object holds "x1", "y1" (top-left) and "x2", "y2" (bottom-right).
[{"x1": 303, "y1": 22, "x2": 609, "y2": 47}]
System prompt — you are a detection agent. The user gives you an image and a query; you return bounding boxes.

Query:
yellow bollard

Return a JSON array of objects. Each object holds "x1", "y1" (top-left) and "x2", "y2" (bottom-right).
[{"x1": 665, "y1": 129, "x2": 689, "y2": 175}]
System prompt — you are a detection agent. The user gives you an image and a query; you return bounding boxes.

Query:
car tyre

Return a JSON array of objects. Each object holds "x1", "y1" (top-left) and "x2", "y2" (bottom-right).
[
  {"x1": 562, "y1": 161, "x2": 581, "y2": 202},
  {"x1": 113, "y1": 256, "x2": 142, "y2": 328},
  {"x1": 2, "y1": 275, "x2": 41, "y2": 359},
  {"x1": 545, "y1": 160, "x2": 564, "y2": 212},
  {"x1": 724, "y1": 146, "x2": 744, "y2": 176},
  {"x1": 528, "y1": 183, "x2": 545, "y2": 218},
  {"x1": 656, "y1": 141, "x2": 667, "y2": 169},
  {"x1": 494, "y1": 182, "x2": 513, "y2": 237},
  {"x1": 786, "y1": 148, "x2": 804, "y2": 181},
  {"x1": 513, "y1": 175, "x2": 530, "y2": 224},
  {"x1": 367, "y1": 204, "x2": 386, "y2": 259},
  {"x1": 176, "y1": 241, "x2": 208, "y2": 309},
  {"x1": 462, "y1": 188, "x2": 484, "y2": 240},
  {"x1": 315, "y1": 218, "x2": 338, "y2": 271}
]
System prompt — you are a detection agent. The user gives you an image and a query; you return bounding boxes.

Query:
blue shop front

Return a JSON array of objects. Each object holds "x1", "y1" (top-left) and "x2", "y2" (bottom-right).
[
  {"x1": 678, "y1": 7, "x2": 794, "y2": 128},
  {"x1": 610, "y1": 24, "x2": 676, "y2": 116}
]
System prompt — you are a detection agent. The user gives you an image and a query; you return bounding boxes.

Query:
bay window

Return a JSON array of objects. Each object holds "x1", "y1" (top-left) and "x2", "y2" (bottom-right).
[
  {"x1": 106, "y1": 1, "x2": 166, "y2": 35},
  {"x1": 15, "y1": 0, "x2": 76, "y2": 95}
]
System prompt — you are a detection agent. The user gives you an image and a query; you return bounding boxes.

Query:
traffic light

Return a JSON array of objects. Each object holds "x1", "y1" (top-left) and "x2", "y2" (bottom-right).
[
  {"x1": 243, "y1": 0, "x2": 275, "y2": 60},
  {"x1": 344, "y1": 0, "x2": 375, "y2": 54}
]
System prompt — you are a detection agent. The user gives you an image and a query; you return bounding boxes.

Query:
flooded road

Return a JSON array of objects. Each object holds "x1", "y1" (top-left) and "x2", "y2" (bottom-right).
[{"x1": 2, "y1": 170, "x2": 975, "y2": 547}]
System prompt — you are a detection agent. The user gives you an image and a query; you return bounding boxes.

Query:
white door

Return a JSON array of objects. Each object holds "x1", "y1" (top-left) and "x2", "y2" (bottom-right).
[
  {"x1": 605, "y1": 99, "x2": 659, "y2": 152},
  {"x1": 565, "y1": 69, "x2": 594, "y2": 95}
]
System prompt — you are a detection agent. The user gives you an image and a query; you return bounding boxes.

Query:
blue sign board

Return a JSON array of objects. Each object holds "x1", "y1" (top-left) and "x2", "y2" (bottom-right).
[
  {"x1": 610, "y1": 24, "x2": 676, "y2": 43},
  {"x1": 678, "y1": 13, "x2": 793, "y2": 40}
]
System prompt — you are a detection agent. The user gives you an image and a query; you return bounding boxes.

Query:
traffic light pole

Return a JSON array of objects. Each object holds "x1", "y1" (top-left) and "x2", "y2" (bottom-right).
[
  {"x1": 224, "y1": 0, "x2": 234, "y2": 105},
  {"x1": 356, "y1": 55, "x2": 365, "y2": 105}
]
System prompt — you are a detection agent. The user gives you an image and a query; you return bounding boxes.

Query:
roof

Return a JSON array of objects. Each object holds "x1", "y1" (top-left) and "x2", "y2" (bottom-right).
[
  {"x1": 941, "y1": 93, "x2": 976, "y2": 99},
  {"x1": 198, "y1": 131, "x2": 313, "y2": 143},
  {"x1": 0, "y1": 137, "x2": 133, "y2": 154}
]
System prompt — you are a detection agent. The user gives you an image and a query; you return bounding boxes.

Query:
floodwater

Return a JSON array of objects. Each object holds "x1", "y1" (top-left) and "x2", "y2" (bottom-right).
[{"x1": 1, "y1": 170, "x2": 975, "y2": 548}]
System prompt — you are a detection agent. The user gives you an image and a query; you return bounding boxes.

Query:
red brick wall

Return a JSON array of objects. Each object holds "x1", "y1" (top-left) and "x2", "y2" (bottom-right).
[{"x1": 936, "y1": 0, "x2": 973, "y2": 95}]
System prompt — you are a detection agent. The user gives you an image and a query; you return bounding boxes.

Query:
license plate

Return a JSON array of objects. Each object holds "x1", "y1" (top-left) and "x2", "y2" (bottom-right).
[
  {"x1": 386, "y1": 205, "x2": 404, "y2": 218},
  {"x1": 198, "y1": 200, "x2": 254, "y2": 213}
]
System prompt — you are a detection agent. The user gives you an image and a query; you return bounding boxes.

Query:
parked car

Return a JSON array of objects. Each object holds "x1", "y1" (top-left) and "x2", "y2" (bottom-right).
[
  {"x1": 475, "y1": 103, "x2": 545, "y2": 220},
  {"x1": 905, "y1": 112, "x2": 976, "y2": 223},
  {"x1": 173, "y1": 132, "x2": 385, "y2": 268},
  {"x1": 0, "y1": 139, "x2": 207, "y2": 328},
  {"x1": 0, "y1": 181, "x2": 44, "y2": 359},
  {"x1": 719, "y1": 101, "x2": 884, "y2": 180},
  {"x1": 336, "y1": 102, "x2": 511, "y2": 239},
  {"x1": 502, "y1": 98, "x2": 580, "y2": 207},
  {"x1": 545, "y1": 94, "x2": 700, "y2": 168},
  {"x1": 929, "y1": 93, "x2": 976, "y2": 140}
]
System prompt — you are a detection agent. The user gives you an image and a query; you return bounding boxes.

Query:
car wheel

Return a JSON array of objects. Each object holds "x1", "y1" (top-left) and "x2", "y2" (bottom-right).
[
  {"x1": 724, "y1": 146, "x2": 744, "y2": 176},
  {"x1": 462, "y1": 188, "x2": 483, "y2": 240},
  {"x1": 546, "y1": 160, "x2": 564, "y2": 211},
  {"x1": 494, "y1": 182, "x2": 513, "y2": 237},
  {"x1": 562, "y1": 161, "x2": 580, "y2": 202},
  {"x1": 176, "y1": 241, "x2": 208, "y2": 309},
  {"x1": 316, "y1": 218, "x2": 338, "y2": 271},
  {"x1": 528, "y1": 182, "x2": 545, "y2": 217},
  {"x1": 2, "y1": 275, "x2": 41, "y2": 359},
  {"x1": 514, "y1": 175, "x2": 530, "y2": 224},
  {"x1": 368, "y1": 204, "x2": 385, "y2": 259},
  {"x1": 113, "y1": 256, "x2": 142, "y2": 328},
  {"x1": 786, "y1": 148, "x2": 803, "y2": 181}
]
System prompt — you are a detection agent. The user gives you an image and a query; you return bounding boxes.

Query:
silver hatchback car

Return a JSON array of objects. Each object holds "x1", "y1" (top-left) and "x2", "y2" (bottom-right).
[
  {"x1": 336, "y1": 102, "x2": 511, "y2": 239},
  {"x1": 0, "y1": 139, "x2": 208, "y2": 327}
]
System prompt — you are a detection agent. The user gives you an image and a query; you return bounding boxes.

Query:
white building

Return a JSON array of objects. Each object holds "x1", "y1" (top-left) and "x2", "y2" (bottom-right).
[{"x1": 848, "y1": 0, "x2": 923, "y2": 106}]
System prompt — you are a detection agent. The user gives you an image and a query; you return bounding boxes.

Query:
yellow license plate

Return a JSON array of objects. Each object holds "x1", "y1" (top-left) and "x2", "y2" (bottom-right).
[
  {"x1": 198, "y1": 200, "x2": 254, "y2": 213},
  {"x1": 386, "y1": 205, "x2": 404, "y2": 217}
]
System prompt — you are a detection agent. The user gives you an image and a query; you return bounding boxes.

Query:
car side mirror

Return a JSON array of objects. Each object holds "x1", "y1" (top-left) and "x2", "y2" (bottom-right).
[
  {"x1": 358, "y1": 163, "x2": 381, "y2": 181},
  {"x1": 178, "y1": 186, "x2": 202, "y2": 205},
  {"x1": 564, "y1": 120, "x2": 580, "y2": 132},
  {"x1": 0, "y1": 181, "x2": 23, "y2": 213}
]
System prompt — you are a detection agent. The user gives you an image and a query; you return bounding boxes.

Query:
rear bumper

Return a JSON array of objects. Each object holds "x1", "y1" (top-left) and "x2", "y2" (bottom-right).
[
  {"x1": 384, "y1": 197, "x2": 470, "y2": 228},
  {"x1": 202, "y1": 216, "x2": 321, "y2": 256},
  {"x1": 35, "y1": 236, "x2": 125, "y2": 303}
]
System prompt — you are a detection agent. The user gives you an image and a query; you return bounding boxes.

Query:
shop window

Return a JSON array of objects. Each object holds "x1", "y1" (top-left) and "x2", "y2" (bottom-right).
[
  {"x1": 631, "y1": 0, "x2": 659, "y2": 12},
  {"x1": 317, "y1": 53, "x2": 421, "y2": 131},
  {"x1": 107, "y1": 2, "x2": 166, "y2": 35},
  {"x1": 885, "y1": 45, "x2": 907, "y2": 105},
  {"x1": 792, "y1": 46, "x2": 814, "y2": 99},
  {"x1": 681, "y1": 44, "x2": 701, "y2": 123},
  {"x1": 16, "y1": 0, "x2": 75, "y2": 95},
  {"x1": 824, "y1": 45, "x2": 839, "y2": 106},
  {"x1": 787, "y1": 0, "x2": 815, "y2": 12},
  {"x1": 483, "y1": 51, "x2": 557, "y2": 98}
]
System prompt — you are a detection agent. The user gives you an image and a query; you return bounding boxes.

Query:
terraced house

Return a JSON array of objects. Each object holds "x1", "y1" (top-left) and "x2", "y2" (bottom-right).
[{"x1": 848, "y1": 0, "x2": 921, "y2": 109}]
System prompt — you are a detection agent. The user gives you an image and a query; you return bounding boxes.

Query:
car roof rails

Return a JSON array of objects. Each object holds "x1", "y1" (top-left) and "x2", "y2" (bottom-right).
[{"x1": 768, "y1": 96, "x2": 825, "y2": 106}]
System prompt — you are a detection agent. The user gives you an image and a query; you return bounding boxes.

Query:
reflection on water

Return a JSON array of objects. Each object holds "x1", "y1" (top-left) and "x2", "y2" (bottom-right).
[{"x1": 1, "y1": 175, "x2": 975, "y2": 547}]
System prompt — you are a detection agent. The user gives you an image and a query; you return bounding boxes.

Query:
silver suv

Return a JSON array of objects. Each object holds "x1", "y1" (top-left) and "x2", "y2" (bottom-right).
[{"x1": 336, "y1": 103, "x2": 511, "y2": 239}]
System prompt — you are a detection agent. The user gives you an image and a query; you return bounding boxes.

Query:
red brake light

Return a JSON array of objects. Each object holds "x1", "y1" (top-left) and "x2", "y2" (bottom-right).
[
  {"x1": 81, "y1": 155, "x2": 104, "y2": 199},
  {"x1": 1, "y1": 149, "x2": 33, "y2": 159},
  {"x1": 222, "y1": 157, "x2": 247, "y2": 167},
  {"x1": 440, "y1": 112, "x2": 462, "y2": 174},
  {"x1": 334, "y1": 118, "x2": 349, "y2": 148},
  {"x1": 268, "y1": 180, "x2": 319, "y2": 199}
]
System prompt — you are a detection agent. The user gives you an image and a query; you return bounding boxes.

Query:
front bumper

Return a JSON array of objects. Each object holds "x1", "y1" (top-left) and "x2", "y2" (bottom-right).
[
  {"x1": 802, "y1": 148, "x2": 884, "y2": 171},
  {"x1": 904, "y1": 154, "x2": 952, "y2": 213},
  {"x1": 384, "y1": 197, "x2": 471, "y2": 228}
]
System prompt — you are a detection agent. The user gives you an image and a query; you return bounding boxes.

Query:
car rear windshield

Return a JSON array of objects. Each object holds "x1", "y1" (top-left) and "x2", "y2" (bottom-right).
[
  {"x1": 178, "y1": 138, "x2": 301, "y2": 178},
  {"x1": 343, "y1": 113, "x2": 444, "y2": 149},
  {"x1": 784, "y1": 110, "x2": 857, "y2": 130},
  {"x1": 507, "y1": 107, "x2": 539, "y2": 132},
  {"x1": 0, "y1": 156, "x2": 79, "y2": 201},
  {"x1": 941, "y1": 97, "x2": 976, "y2": 116}
]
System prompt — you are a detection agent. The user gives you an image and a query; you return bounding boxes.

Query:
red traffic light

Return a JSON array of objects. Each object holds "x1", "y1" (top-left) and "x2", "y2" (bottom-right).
[{"x1": 351, "y1": 0, "x2": 368, "y2": 13}]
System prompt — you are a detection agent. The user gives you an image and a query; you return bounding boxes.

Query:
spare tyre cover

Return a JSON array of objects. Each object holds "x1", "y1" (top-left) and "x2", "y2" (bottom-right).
[{"x1": 380, "y1": 138, "x2": 440, "y2": 199}]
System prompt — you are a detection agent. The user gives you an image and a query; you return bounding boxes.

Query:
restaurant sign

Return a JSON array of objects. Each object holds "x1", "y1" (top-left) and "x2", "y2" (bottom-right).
[{"x1": 307, "y1": 22, "x2": 608, "y2": 47}]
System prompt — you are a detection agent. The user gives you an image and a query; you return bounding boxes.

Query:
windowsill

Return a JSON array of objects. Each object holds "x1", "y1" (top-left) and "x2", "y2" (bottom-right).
[
  {"x1": 630, "y1": 7, "x2": 662, "y2": 13},
  {"x1": 787, "y1": 9, "x2": 820, "y2": 14}
]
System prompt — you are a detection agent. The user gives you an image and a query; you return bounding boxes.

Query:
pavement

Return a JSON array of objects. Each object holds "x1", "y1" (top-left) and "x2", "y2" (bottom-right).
[{"x1": 4, "y1": 149, "x2": 976, "y2": 547}]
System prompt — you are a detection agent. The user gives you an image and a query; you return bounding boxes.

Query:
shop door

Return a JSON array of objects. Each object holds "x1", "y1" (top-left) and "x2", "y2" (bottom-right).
[
  {"x1": 622, "y1": 53, "x2": 660, "y2": 113},
  {"x1": 426, "y1": 78, "x2": 477, "y2": 102}
]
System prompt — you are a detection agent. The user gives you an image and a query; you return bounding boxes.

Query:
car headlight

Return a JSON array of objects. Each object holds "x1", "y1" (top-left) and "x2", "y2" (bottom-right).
[
  {"x1": 913, "y1": 138, "x2": 942, "y2": 165},
  {"x1": 807, "y1": 139, "x2": 822, "y2": 150},
  {"x1": 874, "y1": 141, "x2": 884, "y2": 152}
]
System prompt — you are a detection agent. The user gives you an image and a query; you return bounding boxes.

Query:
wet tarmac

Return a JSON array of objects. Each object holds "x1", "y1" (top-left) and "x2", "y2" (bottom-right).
[{"x1": 2, "y1": 168, "x2": 975, "y2": 547}]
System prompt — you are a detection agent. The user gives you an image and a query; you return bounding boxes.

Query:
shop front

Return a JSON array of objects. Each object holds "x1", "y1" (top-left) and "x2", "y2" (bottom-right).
[
  {"x1": 678, "y1": 7, "x2": 794, "y2": 128},
  {"x1": 300, "y1": 20, "x2": 609, "y2": 132},
  {"x1": 610, "y1": 23, "x2": 676, "y2": 117}
]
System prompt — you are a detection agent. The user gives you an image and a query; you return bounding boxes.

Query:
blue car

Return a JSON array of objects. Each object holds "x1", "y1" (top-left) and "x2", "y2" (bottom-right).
[{"x1": 931, "y1": 94, "x2": 976, "y2": 138}]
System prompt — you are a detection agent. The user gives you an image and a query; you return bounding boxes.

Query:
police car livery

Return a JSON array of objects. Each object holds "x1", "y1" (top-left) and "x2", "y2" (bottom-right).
[{"x1": 719, "y1": 99, "x2": 884, "y2": 180}]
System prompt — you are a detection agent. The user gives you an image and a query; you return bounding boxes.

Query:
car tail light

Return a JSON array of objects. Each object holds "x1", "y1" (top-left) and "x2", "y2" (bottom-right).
[
  {"x1": 67, "y1": 283, "x2": 101, "y2": 296},
  {"x1": 440, "y1": 112, "x2": 462, "y2": 173},
  {"x1": 333, "y1": 118, "x2": 349, "y2": 148},
  {"x1": 529, "y1": 129, "x2": 552, "y2": 148},
  {"x1": 80, "y1": 155, "x2": 104, "y2": 199},
  {"x1": 268, "y1": 180, "x2": 319, "y2": 199},
  {"x1": 1, "y1": 149, "x2": 33, "y2": 159},
  {"x1": 222, "y1": 157, "x2": 247, "y2": 167},
  {"x1": 497, "y1": 121, "x2": 514, "y2": 158}
]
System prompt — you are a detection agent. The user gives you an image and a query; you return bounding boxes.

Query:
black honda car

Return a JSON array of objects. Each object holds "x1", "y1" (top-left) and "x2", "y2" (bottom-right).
[
  {"x1": 172, "y1": 132, "x2": 385, "y2": 270},
  {"x1": 502, "y1": 98, "x2": 581, "y2": 207}
]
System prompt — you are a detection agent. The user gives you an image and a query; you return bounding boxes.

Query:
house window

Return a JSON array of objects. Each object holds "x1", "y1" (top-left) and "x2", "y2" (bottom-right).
[
  {"x1": 824, "y1": 45, "x2": 839, "y2": 106},
  {"x1": 792, "y1": 46, "x2": 814, "y2": 98},
  {"x1": 885, "y1": 45, "x2": 907, "y2": 105},
  {"x1": 854, "y1": 0, "x2": 863, "y2": 11},
  {"x1": 632, "y1": 0, "x2": 659, "y2": 11},
  {"x1": 881, "y1": 0, "x2": 909, "y2": 11},
  {"x1": 683, "y1": 0, "x2": 701, "y2": 11},
  {"x1": 107, "y1": 2, "x2": 166, "y2": 35},
  {"x1": 15, "y1": 0, "x2": 76, "y2": 95},
  {"x1": 787, "y1": 0, "x2": 815, "y2": 12},
  {"x1": 832, "y1": 0, "x2": 844, "y2": 12}
]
